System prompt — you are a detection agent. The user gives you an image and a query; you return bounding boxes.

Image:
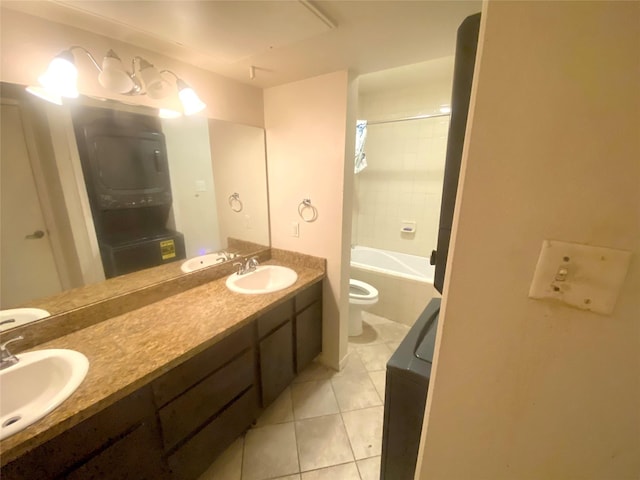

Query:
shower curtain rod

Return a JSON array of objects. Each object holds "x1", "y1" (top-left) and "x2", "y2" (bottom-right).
[{"x1": 366, "y1": 112, "x2": 450, "y2": 126}]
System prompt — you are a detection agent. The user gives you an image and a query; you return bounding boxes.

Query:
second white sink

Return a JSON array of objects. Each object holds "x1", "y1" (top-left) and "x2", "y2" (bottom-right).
[
  {"x1": 226, "y1": 265, "x2": 298, "y2": 294},
  {"x1": 181, "y1": 252, "x2": 232, "y2": 273},
  {"x1": 0, "y1": 349, "x2": 89, "y2": 440},
  {"x1": 0, "y1": 308, "x2": 50, "y2": 332}
]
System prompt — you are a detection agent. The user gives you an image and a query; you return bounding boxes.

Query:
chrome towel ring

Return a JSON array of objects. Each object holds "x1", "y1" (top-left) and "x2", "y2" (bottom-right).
[
  {"x1": 228, "y1": 192, "x2": 243, "y2": 212},
  {"x1": 298, "y1": 198, "x2": 318, "y2": 222}
]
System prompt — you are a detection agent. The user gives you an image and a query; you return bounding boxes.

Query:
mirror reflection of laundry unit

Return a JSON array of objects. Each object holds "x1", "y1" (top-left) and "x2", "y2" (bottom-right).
[{"x1": 72, "y1": 106, "x2": 186, "y2": 278}]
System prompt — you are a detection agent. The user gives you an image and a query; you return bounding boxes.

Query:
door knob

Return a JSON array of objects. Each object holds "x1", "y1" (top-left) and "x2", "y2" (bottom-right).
[{"x1": 25, "y1": 230, "x2": 45, "y2": 239}]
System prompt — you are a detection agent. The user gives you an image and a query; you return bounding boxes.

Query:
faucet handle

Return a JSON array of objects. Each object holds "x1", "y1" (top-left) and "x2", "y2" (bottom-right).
[
  {"x1": 1, "y1": 335, "x2": 23, "y2": 351},
  {"x1": 0, "y1": 335, "x2": 23, "y2": 369},
  {"x1": 246, "y1": 256, "x2": 259, "y2": 270},
  {"x1": 233, "y1": 262, "x2": 244, "y2": 275}
]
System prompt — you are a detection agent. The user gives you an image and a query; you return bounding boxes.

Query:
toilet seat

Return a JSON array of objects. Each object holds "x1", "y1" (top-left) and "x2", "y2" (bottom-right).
[{"x1": 349, "y1": 279, "x2": 379, "y2": 305}]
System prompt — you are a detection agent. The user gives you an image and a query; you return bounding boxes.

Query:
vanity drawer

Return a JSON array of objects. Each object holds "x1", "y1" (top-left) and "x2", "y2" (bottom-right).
[
  {"x1": 167, "y1": 386, "x2": 258, "y2": 480},
  {"x1": 158, "y1": 349, "x2": 255, "y2": 452},
  {"x1": 152, "y1": 323, "x2": 253, "y2": 407},
  {"x1": 256, "y1": 299, "x2": 293, "y2": 338},
  {"x1": 295, "y1": 281, "x2": 322, "y2": 312}
]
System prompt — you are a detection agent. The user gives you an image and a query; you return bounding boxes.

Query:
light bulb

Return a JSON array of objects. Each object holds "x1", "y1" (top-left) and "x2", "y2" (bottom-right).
[
  {"x1": 177, "y1": 79, "x2": 206, "y2": 115},
  {"x1": 38, "y1": 51, "x2": 78, "y2": 98}
]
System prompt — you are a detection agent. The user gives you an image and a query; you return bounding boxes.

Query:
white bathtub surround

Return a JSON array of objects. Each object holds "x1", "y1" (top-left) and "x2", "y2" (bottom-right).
[{"x1": 350, "y1": 245, "x2": 439, "y2": 326}]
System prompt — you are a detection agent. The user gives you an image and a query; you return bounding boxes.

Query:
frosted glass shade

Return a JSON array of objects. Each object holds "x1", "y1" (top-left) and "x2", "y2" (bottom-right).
[
  {"x1": 177, "y1": 80, "x2": 206, "y2": 115},
  {"x1": 98, "y1": 55, "x2": 134, "y2": 93},
  {"x1": 139, "y1": 64, "x2": 171, "y2": 99},
  {"x1": 38, "y1": 55, "x2": 78, "y2": 98}
]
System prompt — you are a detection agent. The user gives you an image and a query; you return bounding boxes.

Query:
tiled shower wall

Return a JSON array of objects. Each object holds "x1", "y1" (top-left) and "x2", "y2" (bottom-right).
[
  {"x1": 350, "y1": 60, "x2": 452, "y2": 325},
  {"x1": 354, "y1": 66, "x2": 453, "y2": 258}
]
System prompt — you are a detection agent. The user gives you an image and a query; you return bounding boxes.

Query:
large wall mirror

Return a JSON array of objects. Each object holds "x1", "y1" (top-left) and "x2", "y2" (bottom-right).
[{"x1": 0, "y1": 82, "x2": 270, "y2": 319}]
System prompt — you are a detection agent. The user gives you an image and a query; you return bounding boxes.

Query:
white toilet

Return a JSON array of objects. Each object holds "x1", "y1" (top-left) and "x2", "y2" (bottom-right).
[{"x1": 348, "y1": 279, "x2": 379, "y2": 336}]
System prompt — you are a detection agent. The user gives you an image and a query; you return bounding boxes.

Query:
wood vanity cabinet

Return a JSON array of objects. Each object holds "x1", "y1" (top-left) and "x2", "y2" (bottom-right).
[
  {"x1": 257, "y1": 300, "x2": 296, "y2": 406},
  {"x1": 151, "y1": 323, "x2": 258, "y2": 480},
  {"x1": 0, "y1": 386, "x2": 169, "y2": 480},
  {"x1": 1, "y1": 279, "x2": 323, "y2": 480},
  {"x1": 294, "y1": 281, "x2": 323, "y2": 373},
  {"x1": 257, "y1": 280, "x2": 323, "y2": 407}
]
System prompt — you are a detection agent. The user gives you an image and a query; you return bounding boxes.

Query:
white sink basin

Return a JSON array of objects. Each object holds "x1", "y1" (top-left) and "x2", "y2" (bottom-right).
[
  {"x1": 226, "y1": 265, "x2": 298, "y2": 294},
  {"x1": 180, "y1": 252, "x2": 234, "y2": 273},
  {"x1": 0, "y1": 308, "x2": 50, "y2": 332},
  {"x1": 0, "y1": 349, "x2": 89, "y2": 440}
]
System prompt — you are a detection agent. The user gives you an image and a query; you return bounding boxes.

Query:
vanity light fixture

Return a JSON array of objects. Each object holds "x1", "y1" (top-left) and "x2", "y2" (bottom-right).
[{"x1": 27, "y1": 46, "x2": 206, "y2": 117}]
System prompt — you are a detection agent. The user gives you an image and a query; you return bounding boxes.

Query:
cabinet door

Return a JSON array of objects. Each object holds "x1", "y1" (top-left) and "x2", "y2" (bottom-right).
[
  {"x1": 295, "y1": 301, "x2": 323, "y2": 373},
  {"x1": 0, "y1": 386, "x2": 167, "y2": 480},
  {"x1": 259, "y1": 320, "x2": 295, "y2": 406},
  {"x1": 65, "y1": 420, "x2": 169, "y2": 480}
]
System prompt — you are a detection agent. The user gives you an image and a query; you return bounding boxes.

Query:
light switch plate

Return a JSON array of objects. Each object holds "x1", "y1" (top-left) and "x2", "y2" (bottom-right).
[{"x1": 528, "y1": 240, "x2": 631, "y2": 315}]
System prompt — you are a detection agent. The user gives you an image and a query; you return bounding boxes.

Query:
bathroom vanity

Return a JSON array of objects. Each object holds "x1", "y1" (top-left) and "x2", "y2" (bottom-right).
[{"x1": 0, "y1": 252, "x2": 324, "y2": 479}]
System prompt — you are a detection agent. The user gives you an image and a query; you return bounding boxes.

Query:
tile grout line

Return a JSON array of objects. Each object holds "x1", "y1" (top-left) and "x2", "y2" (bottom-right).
[
  {"x1": 239, "y1": 434, "x2": 246, "y2": 480},
  {"x1": 328, "y1": 376, "x2": 361, "y2": 479},
  {"x1": 238, "y1": 316, "x2": 403, "y2": 480}
]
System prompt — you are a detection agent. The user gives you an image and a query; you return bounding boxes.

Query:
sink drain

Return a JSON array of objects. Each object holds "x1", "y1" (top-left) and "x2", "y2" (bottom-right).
[{"x1": 2, "y1": 416, "x2": 21, "y2": 427}]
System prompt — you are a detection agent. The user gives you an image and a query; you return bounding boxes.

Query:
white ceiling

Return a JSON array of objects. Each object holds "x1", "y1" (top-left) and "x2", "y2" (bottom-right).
[{"x1": 3, "y1": 0, "x2": 481, "y2": 88}]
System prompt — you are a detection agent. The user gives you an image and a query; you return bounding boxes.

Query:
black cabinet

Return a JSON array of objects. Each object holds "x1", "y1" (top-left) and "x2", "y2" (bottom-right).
[
  {"x1": 256, "y1": 299, "x2": 294, "y2": 407},
  {"x1": 152, "y1": 323, "x2": 258, "y2": 480},
  {"x1": 256, "y1": 281, "x2": 323, "y2": 406},
  {"x1": 1, "y1": 386, "x2": 169, "y2": 480},
  {"x1": 1, "y1": 280, "x2": 324, "y2": 479},
  {"x1": 259, "y1": 319, "x2": 295, "y2": 406},
  {"x1": 294, "y1": 281, "x2": 323, "y2": 373}
]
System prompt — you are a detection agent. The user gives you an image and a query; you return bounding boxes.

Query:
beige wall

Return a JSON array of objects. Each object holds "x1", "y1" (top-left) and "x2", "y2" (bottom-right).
[
  {"x1": 162, "y1": 116, "x2": 222, "y2": 258},
  {"x1": 0, "y1": 8, "x2": 264, "y2": 127},
  {"x1": 264, "y1": 71, "x2": 354, "y2": 369},
  {"x1": 210, "y1": 120, "x2": 270, "y2": 248},
  {"x1": 417, "y1": 1, "x2": 640, "y2": 479}
]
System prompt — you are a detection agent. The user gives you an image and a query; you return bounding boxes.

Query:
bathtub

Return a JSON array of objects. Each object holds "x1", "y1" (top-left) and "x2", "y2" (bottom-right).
[{"x1": 349, "y1": 245, "x2": 439, "y2": 326}]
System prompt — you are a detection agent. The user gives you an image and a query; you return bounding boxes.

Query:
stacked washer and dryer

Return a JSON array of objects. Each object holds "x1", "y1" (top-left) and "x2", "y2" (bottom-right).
[{"x1": 72, "y1": 105, "x2": 186, "y2": 278}]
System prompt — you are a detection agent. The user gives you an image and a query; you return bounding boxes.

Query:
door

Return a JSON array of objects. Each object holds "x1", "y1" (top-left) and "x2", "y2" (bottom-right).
[{"x1": 1, "y1": 101, "x2": 62, "y2": 308}]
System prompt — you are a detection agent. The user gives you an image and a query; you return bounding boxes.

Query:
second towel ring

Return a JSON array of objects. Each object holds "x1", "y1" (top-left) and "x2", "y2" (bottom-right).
[
  {"x1": 228, "y1": 192, "x2": 243, "y2": 212},
  {"x1": 298, "y1": 198, "x2": 318, "y2": 222}
]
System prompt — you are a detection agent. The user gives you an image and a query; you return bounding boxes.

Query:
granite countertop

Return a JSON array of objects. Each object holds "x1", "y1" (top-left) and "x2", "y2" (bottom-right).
[{"x1": 0, "y1": 257, "x2": 324, "y2": 466}]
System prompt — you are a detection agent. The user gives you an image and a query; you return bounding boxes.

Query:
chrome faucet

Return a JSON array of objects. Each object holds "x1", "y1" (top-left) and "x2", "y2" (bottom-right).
[
  {"x1": 233, "y1": 256, "x2": 260, "y2": 275},
  {"x1": 220, "y1": 251, "x2": 237, "y2": 261},
  {"x1": 0, "y1": 336, "x2": 23, "y2": 370}
]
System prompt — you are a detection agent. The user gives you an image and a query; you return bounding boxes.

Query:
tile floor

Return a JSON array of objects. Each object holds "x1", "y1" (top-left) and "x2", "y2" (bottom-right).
[{"x1": 198, "y1": 312, "x2": 410, "y2": 480}]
